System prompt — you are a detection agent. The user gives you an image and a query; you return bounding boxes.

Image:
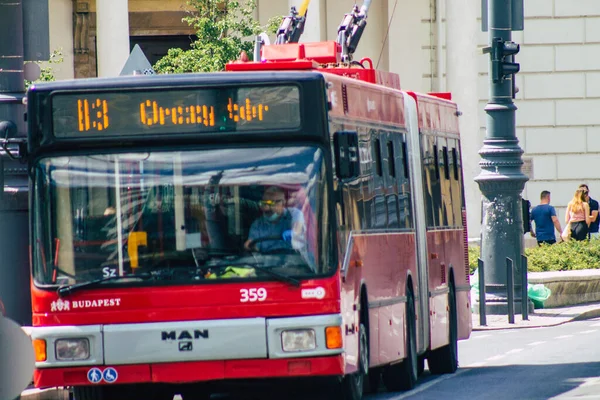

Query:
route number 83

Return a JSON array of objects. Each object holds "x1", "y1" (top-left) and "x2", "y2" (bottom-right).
[{"x1": 240, "y1": 288, "x2": 267, "y2": 302}]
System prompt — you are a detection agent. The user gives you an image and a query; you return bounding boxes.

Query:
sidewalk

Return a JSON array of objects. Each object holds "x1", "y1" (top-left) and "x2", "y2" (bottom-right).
[{"x1": 472, "y1": 301, "x2": 600, "y2": 331}]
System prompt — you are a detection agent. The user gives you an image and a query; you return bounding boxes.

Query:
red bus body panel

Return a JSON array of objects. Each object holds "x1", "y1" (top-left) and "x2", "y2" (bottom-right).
[
  {"x1": 31, "y1": 277, "x2": 341, "y2": 326},
  {"x1": 34, "y1": 356, "x2": 345, "y2": 387}
]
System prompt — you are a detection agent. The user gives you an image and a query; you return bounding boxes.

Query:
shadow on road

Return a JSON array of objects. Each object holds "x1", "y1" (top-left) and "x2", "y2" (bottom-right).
[{"x1": 395, "y1": 363, "x2": 600, "y2": 400}]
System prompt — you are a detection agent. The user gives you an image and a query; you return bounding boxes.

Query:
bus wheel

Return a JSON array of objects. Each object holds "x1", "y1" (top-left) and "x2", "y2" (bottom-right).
[
  {"x1": 365, "y1": 367, "x2": 381, "y2": 393},
  {"x1": 340, "y1": 322, "x2": 368, "y2": 400},
  {"x1": 427, "y1": 281, "x2": 458, "y2": 374},
  {"x1": 382, "y1": 289, "x2": 418, "y2": 391}
]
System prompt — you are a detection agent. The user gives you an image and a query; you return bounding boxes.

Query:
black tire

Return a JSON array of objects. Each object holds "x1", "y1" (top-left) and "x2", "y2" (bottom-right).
[
  {"x1": 427, "y1": 282, "x2": 458, "y2": 374},
  {"x1": 339, "y1": 322, "x2": 368, "y2": 400},
  {"x1": 382, "y1": 289, "x2": 418, "y2": 391},
  {"x1": 365, "y1": 367, "x2": 381, "y2": 394}
]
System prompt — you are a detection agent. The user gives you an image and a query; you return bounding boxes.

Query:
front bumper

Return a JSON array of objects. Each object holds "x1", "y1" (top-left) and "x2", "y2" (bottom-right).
[{"x1": 34, "y1": 355, "x2": 345, "y2": 388}]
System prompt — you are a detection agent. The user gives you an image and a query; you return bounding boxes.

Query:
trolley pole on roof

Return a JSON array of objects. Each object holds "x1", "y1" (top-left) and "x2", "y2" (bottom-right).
[{"x1": 475, "y1": 0, "x2": 530, "y2": 315}]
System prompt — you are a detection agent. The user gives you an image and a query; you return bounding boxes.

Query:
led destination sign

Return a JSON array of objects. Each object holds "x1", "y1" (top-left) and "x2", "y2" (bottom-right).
[{"x1": 51, "y1": 85, "x2": 301, "y2": 138}]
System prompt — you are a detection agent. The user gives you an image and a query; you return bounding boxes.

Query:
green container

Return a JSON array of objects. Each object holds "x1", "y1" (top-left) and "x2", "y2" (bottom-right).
[{"x1": 528, "y1": 284, "x2": 551, "y2": 309}]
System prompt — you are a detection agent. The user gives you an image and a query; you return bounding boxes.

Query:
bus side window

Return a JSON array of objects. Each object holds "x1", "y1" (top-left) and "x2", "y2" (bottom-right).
[
  {"x1": 398, "y1": 134, "x2": 413, "y2": 229},
  {"x1": 452, "y1": 147, "x2": 459, "y2": 180},
  {"x1": 401, "y1": 138, "x2": 409, "y2": 179},
  {"x1": 438, "y1": 137, "x2": 452, "y2": 227},
  {"x1": 373, "y1": 134, "x2": 387, "y2": 229},
  {"x1": 449, "y1": 139, "x2": 464, "y2": 226},
  {"x1": 361, "y1": 139, "x2": 372, "y2": 228},
  {"x1": 442, "y1": 146, "x2": 450, "y2": 180},
  {"x1": 422, "y1": 135, "x2": 438, "y2": 228},
  {"x1": 374, "y1": 137, "x2": 383, "y2": 177},
  {"x1": 387, "y1": 140, "x2": 396, "y2": 178},
  {"x1": 386, "y1": 136, "x2": 399, "y2": 229}
]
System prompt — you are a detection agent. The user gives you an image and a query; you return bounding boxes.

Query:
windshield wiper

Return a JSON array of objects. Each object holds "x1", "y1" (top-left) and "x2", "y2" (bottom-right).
[
  {"x1": 210, "y1": 263, "x2": 301, "y2": 287},
  {"x1": 57, "y1": 273, "x2": 152, "y2": 297}
]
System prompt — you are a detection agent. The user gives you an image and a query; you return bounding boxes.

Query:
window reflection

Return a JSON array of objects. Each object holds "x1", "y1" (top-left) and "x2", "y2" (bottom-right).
[{"x1": 33, "y1": 147, "x2": 330, "y2": 286}]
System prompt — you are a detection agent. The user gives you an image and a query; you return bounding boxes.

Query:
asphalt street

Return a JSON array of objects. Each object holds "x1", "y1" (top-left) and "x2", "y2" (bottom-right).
[
  {"x1": 174, "y1": 318, "x2": 600, "y2": 400},
  {"x1": 365, "y1": 317, "x2": 600, "y2": 400}
]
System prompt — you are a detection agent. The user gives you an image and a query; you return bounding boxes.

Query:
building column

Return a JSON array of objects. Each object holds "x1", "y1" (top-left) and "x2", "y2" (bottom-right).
[
  {"x1": 289, "y1": 0, "x2": 326, "y2": 43},
  {"x1": 96, "y1": 0, "x2": 129, "y2": 77},
  {"x1": 49, "y1": 0, "x2": 74, "y2": 80},
  {"x1": 445, "y1": 0, "x2": 481, "y2": 237}
]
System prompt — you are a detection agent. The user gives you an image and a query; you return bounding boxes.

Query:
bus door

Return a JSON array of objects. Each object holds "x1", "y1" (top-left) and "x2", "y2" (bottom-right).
[
  {"x1": 376, "y1": 130, "x2": 405, "y2": 364},
  {"x1": 422, "y1": 134, "x2": 448, "y2": 350}
]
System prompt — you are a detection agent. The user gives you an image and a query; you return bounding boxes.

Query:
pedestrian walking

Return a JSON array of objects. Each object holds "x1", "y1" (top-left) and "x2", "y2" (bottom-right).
[
  {"x1": 565, "y1": 188, "x2": 592, "y2": 241},
  {"x1": 579, "y1": 184, "x2": 599, "y2": 239},
  {"x1": 530, "y1": 191, "x2": 562, "y2": 246}
]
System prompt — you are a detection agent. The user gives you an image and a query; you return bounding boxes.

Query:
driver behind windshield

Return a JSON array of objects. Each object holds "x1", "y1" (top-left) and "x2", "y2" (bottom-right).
[{"x1": 244, "y1": 186, "x2": 305, "y2": 253}]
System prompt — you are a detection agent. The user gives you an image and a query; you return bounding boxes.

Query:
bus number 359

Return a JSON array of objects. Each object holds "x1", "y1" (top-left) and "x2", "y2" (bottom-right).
[{"x1": 240, "y1": 288, "x2": 267, "y2": 302}]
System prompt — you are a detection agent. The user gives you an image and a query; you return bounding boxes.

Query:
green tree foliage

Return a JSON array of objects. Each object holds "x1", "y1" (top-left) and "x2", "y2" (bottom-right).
[
  {"x1": 468, "y1": 245, "x2": 480, "y2": 275},
  {"x1": 25, "y1": 49, "x2": 64, "y2": 90},
  {"x1": 154, "y1": 0, "x2": 281, "y2": 74},
  {"x1": 469, "y1": 240, "x2": 600, "y2": 274}
]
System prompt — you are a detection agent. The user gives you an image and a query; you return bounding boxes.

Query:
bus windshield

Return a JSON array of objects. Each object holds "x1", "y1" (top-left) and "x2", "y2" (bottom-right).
[{"x1": 32, "y1": 146, "x2": 332, "y2": 287}]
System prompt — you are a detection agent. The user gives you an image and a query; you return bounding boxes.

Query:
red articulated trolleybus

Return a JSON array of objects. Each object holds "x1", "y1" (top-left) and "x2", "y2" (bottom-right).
[{"x1": 21, "y1": 2, "x2": 471, "y2": 400}]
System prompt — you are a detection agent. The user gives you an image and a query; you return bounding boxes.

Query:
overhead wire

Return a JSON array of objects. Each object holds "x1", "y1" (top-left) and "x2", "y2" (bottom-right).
[{"x1": 377, "y1": 0, "x2": 399, "y2": 70}]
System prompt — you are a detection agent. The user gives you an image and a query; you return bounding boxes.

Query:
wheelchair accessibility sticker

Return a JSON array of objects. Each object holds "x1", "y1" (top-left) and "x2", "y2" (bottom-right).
[
  {"x1": 87, "y1": 367, "x2": 118, "y2": 384},
  {"x1": 103, "y1": 367, "x2": 118, "y2": 383}
]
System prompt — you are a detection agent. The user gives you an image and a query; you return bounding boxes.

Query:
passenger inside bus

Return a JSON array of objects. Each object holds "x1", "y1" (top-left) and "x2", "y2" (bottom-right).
[{"x1": 244, "y1": 186, "x2": 306, "y2": 253}]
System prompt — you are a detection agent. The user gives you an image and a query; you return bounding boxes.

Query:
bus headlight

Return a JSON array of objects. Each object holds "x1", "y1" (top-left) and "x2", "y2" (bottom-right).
[
  {"x1": 55, "y1": 338, "x2": 90, "y2": 361},
  {"x1": 281, "y1": 329, "x2": 316, "y2": 352}
]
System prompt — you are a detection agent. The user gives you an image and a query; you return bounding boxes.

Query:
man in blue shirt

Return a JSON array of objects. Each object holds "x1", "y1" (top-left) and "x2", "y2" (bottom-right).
[
  {"x1": 244, "y1": 186, "x2": 305, "y2": 252},
  {"x1": 530, "y1": 190, "x2": 562, "y2": 246}
]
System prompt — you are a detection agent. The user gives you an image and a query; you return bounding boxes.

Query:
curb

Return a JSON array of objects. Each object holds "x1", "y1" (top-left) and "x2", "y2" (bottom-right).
[
  {"x1": 571, "y1": 308, "x2": 600, "y2": 322},
  {"x1": 472, "y1": 306, "x2": 600, "y2": 331}
]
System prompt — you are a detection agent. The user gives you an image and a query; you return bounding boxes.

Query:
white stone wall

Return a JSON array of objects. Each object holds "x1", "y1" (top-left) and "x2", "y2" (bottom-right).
[{"x1": 474, "y1": 0, "x2": 600, "y2": 236}]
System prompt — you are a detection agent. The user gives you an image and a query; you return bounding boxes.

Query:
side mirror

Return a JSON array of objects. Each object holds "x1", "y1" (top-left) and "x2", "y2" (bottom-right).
[{"x1": 334, "y1": 131, "x2": 360, "y2": 180}]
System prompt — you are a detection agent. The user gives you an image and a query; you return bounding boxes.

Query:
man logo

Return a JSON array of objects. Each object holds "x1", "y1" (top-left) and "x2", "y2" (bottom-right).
[
  {"x1": 161, "y1": 329, "x2": 209, "y2": 341},
  {"x1": 179, "y1": 341, "x2": 193, "y2": 352}
]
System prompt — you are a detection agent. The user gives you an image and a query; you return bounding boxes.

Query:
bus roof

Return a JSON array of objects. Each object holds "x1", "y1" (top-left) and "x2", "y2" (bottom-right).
[{"x1": 28, "y1": 70, "x2": 327, "y2": 93}]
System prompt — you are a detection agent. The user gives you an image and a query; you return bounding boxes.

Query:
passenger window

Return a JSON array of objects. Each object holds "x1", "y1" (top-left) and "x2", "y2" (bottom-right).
[
  {"x1": 387, "y1": 141, "x2": 396, "y2": 178},
  {"x1": 433, "y1": 144, "x2": 439, "y2": 180},
  {"x1": 452, "y1": 148, "x2": 459, "y2": 180},
  {"x1": 374, "y1": 138, "x2": 382, "y2": 177},
  {"x1": 401, "y1": 140, "x2": 409, "y2": 179},
  {"x1": 443, "y1": 146, "x2": 450, "y2": 180}
]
